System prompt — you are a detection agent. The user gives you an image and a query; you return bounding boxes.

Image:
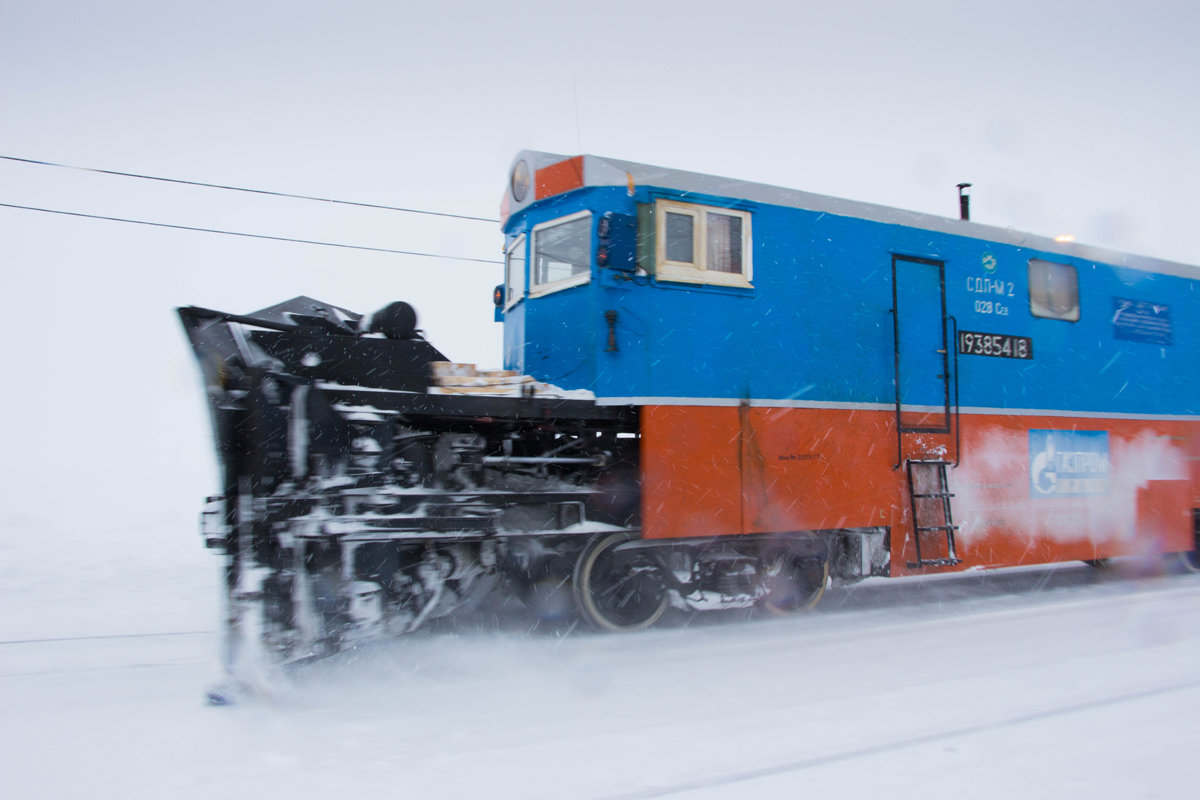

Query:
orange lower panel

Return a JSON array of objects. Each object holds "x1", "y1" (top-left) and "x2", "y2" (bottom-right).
[{"x1": 639, "y1": 405, "x2": 1199, "y2": 576}]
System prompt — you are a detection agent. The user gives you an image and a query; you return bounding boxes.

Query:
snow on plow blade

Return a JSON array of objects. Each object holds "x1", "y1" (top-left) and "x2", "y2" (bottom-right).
[{"x1": 178, "y1": 296, "x2": 638, "y2": 670}]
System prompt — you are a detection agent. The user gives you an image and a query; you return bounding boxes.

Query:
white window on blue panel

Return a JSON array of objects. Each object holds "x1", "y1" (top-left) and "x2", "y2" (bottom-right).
[
  {"x1": 530, "y1": 211, "x2": 592, "y2": 296},
  {"x1": 1028, "y1": 259, "x2": 1079, "y2": 321},
  {"x1": 504, "y1": 234, "x2": 526, "y2": 309},
  {"x1": 655, "y1": 199, "x2": 752, "y2": 288}
]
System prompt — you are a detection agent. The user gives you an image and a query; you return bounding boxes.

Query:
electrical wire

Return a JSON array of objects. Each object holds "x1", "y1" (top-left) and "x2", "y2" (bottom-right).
[
  {"x1": 0, "y1": 155, "x2": 499, "y2": 223},
  {"x1": 0, "y1": 202, "x2": 502, "y2": 265}
]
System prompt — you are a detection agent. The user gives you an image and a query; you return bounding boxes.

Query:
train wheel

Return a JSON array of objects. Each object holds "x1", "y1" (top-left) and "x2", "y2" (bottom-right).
[
  {"x1": 574, "y1": 532, "x2": 668, "y2": 632},
  {"x1": 759, "y1": 549, "x2": 829, "y2": 615}
]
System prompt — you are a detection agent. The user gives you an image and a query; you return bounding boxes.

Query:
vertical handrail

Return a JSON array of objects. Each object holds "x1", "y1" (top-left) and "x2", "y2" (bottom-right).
[
  {"x1": 948, "y1": 315, "x2": 961, "y2": 468},
  {"x1": 890, "y1": 254, "x2": 901, "y2": 470},
  {"x1": 942, "y1": 464, "x2": 960, "y2": 562},
  {"x1": 906, "y1": 461, "x2": 922, "y2": 564},
  {"x1": 890, "y1": 299, "x2": 902, "y2": 471}
]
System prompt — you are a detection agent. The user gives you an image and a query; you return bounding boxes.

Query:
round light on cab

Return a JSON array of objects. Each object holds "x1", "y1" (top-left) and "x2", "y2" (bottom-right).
[{"x1": 510, "y1": 159, "x2": 530, "y2": 203}]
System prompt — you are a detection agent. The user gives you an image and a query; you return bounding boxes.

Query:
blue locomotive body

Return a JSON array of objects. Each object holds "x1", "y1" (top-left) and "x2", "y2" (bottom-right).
[
  {"x1": 497, "y1": 151, "x2": 1198, "y2": 566},
  {"x1": 498, "y1": 152, "x2": 1197, "y2": 420}
]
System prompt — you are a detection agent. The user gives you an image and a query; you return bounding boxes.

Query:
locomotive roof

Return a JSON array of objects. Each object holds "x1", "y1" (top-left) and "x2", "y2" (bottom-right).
[{"x1": 503, "y1": 150, "x2": 1199, "y2": 281}]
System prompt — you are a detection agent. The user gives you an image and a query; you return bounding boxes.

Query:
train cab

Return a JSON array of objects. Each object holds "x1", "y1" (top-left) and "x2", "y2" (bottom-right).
[{"x1": 498, "y1": 150, "x2": 1200, "y2": 571}]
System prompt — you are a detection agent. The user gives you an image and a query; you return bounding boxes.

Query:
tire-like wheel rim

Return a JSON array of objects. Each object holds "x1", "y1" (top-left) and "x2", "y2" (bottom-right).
[
  {"x1": 575, "y1": 532, "x2": 668, "y2": 632},
  {"x1": 760, "y1": 551, "x2": 828, "y2": 615}
]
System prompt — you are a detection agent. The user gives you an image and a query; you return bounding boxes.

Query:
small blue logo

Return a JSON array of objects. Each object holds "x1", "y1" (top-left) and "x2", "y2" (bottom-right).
[{"x1": 1029, "y1": 430, "x2": 1110, "y2": 498}]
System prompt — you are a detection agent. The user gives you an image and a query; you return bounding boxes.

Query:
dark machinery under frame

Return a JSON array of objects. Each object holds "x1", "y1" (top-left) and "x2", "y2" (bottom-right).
[{"x1": 180, "y1": 296, "x2": 880, "y2": 667}]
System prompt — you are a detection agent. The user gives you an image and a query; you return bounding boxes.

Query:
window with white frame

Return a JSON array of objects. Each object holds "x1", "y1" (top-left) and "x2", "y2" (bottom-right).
[
  {"x1": 504, "y1": 234, "x2": 526, "y2": 309},
  {"x1": 530, "y1": 211, "x2": 592, "y2": 295},
  {"x1": 1028, "y1": 259, "x2": 1079, "y2": 321},
  {"x1": 655, "y1": 199, "x2": 752, "y2": 287}
]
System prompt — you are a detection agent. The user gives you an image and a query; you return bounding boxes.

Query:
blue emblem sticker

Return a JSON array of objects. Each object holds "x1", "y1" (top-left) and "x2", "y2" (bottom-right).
[
  {"x1": 1113, "y1": 298, "x2": 1172, "y2": 345},
  {"x1": 1029, "y1": 430, "x2": 1110, "y2": 498}
]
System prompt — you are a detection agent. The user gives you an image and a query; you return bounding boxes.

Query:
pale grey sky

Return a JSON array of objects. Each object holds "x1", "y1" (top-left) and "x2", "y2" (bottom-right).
[{"x1": 2, "y1": 0, "x2": 1197, "y2": 527}]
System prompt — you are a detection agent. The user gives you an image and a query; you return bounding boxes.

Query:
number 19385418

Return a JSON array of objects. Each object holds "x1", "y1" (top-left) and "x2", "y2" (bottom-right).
[{"x1": 958, "y1": 330, "x2": 1033, "y2": 359}]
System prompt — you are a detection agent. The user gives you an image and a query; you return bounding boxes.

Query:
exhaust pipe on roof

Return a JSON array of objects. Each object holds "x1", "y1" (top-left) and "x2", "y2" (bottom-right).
[{"x1": 957, "y1": 183, "x2": 972, "y2": 221}]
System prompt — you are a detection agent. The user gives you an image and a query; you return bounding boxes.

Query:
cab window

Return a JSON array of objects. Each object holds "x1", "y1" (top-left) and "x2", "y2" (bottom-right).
[
  {"x1": 530, "y1": 211, "x2": 591, "y2": 296},
  {"x1": 504, "y1": 235, "x2": 526, "y2": 309}
]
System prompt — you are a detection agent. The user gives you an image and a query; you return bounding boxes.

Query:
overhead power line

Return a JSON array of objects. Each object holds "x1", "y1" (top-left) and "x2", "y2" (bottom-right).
[
  {"x1": 0, "y1": 155, "x2": 500, "y2": 224},
  {"x1": 0, "y1": 202, "x2": 502, "y2": 265}
]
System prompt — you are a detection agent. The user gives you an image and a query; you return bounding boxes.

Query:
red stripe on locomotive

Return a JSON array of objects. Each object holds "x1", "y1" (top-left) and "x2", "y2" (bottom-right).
[{"x1": 641, "y1": 404, "x2": 1198, "y2": 575}]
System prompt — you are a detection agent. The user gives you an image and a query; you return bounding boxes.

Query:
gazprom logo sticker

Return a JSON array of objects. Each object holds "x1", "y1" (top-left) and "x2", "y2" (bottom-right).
[{"x1": 1029, "y1": 430, "x2": 1110, "y2": 497}]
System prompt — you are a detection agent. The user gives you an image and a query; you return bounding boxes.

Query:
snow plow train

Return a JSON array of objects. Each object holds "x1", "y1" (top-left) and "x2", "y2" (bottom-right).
[{"x1": 181, "y1": 151, "x2": 1200, "y2": 665}]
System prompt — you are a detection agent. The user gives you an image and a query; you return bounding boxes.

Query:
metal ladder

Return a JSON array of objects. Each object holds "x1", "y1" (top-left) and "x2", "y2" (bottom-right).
[{"x1": 906, "y1": 460, "x2": 962, "y2": 568}]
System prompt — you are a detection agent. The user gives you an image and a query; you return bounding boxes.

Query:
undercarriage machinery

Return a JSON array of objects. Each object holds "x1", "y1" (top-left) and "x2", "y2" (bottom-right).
[{"x1": 180, "y1": 297, "x2": 843, "y2": 665}]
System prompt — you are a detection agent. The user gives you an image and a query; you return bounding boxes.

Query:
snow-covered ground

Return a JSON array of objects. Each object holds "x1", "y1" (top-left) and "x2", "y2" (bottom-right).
[{"x1": 2, "y1": 515, "x2": 1198, "y2": 799}]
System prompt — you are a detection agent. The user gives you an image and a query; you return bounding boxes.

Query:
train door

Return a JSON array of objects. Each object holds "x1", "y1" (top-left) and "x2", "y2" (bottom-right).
[
  {"x1": 891, "y1": 255, "x2": 950, "y2": 434},
  {"x1": 892, "y1": 255, "x2": 961, "y2": 568}
]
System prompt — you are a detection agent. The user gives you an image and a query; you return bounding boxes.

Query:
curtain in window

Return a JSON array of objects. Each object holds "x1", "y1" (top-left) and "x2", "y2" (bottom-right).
[{"x1": 706, "y1": 213, "x2": 741, "y2": 273}]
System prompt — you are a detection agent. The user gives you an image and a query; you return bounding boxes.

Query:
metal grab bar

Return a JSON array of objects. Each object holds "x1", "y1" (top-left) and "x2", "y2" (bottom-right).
[{"x1": 948, "y1": 315, "x2": 961, "y2": 468}]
